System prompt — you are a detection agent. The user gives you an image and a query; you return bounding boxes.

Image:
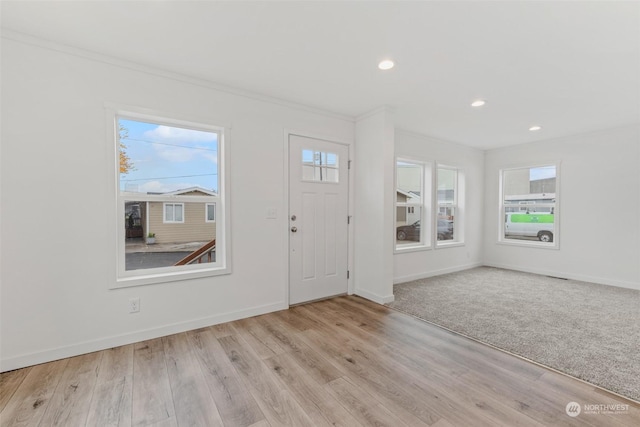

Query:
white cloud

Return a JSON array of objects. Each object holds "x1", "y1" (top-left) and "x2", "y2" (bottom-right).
[
  {"x1": 202, "y1": 152, "x2": 218, "y2": 164},
  {"x1": 144, "y1": 125, "x2": 216, "y2": 144},
  {"x1": 143, "y1": 125, "x2": 218, "y2": 163},
  {"x1": 156, "y1": 146, "x2": 196, "y2": 163}
]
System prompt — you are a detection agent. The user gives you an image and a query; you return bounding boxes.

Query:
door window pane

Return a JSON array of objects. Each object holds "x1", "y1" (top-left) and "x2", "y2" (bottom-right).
[{"x1": 302, "y1": 149, "x2": 339, "y2": 183}]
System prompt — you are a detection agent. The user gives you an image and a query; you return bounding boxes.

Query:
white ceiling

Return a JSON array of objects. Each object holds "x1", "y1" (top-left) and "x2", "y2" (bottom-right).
[{"x1": 2, "y1": 1, "x2": 639, "y2": 149}]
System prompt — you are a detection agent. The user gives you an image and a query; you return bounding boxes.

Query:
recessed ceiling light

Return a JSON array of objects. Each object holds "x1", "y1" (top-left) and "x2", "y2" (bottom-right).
[
  {"x1": 529, "y1": 125, "x2": 542, "y2": 131},
  {"x1": 378, "y1": 60, "x2": 394, "y2": 70},
  {"x1": 471, "y1": 100, "x2": 486, "y2": 107}
]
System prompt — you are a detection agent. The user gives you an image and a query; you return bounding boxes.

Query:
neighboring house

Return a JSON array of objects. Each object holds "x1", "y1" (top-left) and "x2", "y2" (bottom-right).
[
  {"x1": 126, "y1": 187, "x2": 217, "y2": 244},
  {"x1": 504, "y1": 176, "x2": 556, "y2": 213},
  {"x1": 504, "y1": 193, "x2": 556, "y2": 213},
  {"x1": 396, "y1": 189, "x2": 421, "y2": 225}
]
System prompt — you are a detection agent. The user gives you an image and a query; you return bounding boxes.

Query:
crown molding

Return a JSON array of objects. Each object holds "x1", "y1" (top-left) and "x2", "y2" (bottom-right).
[{"x1": 1, "y1": 28, "x2": 355, "y2": 123}]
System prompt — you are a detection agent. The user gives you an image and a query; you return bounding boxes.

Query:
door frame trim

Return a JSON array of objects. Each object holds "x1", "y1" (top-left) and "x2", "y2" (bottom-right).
[{"x1": 283, "y1": 129, "x2": 354, "y2": 307}]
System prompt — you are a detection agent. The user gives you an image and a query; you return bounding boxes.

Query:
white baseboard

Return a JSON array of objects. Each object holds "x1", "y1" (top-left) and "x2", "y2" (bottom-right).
[
  {"x1": 1, "y1": 301, "x2": 287, "y2": 373},
  {"x1": 483, "y1": 262, "x2": 640, "y2": 291},
  {"x1": 354, "y1": 288, "x2": 395, "y2": 304},
  {"x1": 393, "y1": 262, "x2": 483, "y2": 285}
]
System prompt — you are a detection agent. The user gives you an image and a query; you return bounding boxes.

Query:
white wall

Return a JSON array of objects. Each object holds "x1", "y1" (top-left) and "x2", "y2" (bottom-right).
[
  {"x1": 0, "y1": 36, "x2": 354, "y2": 370},
  {"x1": 393, "y1": 130, "x2": 485, "y2": 283},
  {"x1": 353, "y1": 108, "x2": 395, "y2": 303},
  {"x1": 483, "y1": 125, "x2": 640, "y2": 290}
]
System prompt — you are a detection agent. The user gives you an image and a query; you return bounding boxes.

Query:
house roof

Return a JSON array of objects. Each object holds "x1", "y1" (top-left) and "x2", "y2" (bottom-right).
[
  {"x1": 164, "y1": 186, "x2": 218, "y2": 196},
  {"x1": 159, "y1": 187, "x2": 217, "y2": 196},
  {"x1": 397, "y1": 189, "x2": 419, "y2": 200}
]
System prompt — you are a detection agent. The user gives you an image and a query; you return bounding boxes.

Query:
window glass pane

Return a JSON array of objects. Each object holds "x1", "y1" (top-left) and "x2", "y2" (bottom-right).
[
  {"x1": 396, "y1": 159, "x2": 427, "y2": 250},
  {"x1": 118, "y1": 118, "x2": 219, "y2": 275},
  {"x1": 503, "y1": 166, "x2": 556, "y2": 213},
  {"x1": 207, "y1": 204, "x2": 215, "y2": 221},
  {"x1": 396, "y1": 207, "x2": 422, "y2": 246},
  {"x1": 302, "y1": 165, "x2": 315, "y2": 181},
  {"x1": 502, "y1": 165, "x2": 556, "y2": 243},
  {"x1": 323, "y1": 167, "x2": 339, "y2": 183},
  {"x1": 118, "y1": 119, "x2": 218, "y2": 194},
  {"x1": 437, "y1": 208, "x2": 455, "y2": 242},
  {"x1": 397, "y1": 161, "x2": 422, "y2": 202},
  {"x1": 125, "y1": 202, "x2": 215, "y2": 271},
  {"x1": 437, "y1": 168, "x2": 456, "y2": 204}
]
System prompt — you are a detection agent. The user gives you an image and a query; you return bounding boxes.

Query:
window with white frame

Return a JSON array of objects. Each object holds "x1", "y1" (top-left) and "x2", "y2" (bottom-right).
[
  {"x1": 436, "y1": 166, "x2": 459, "y2": 244},
  {"x1": 395, "y1": 159, "x2": 430, "y2": 250},
  {"x1": 115, "y1": 112, "x2": 228, "y2": 286},
  {"x1": 500, "y1": 164, "x2": 557, "y2": 246},
  {"x1": 206, "y1": 203, "x2": 216, "y2": 222},
  {"x1": 164, "y1": 203, "x2": 184, "y2": 223}
]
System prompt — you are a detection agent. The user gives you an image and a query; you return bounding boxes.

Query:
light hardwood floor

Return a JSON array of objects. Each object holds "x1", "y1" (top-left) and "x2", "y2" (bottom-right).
[{"x1": 1, "y1": 296, "x2": 638, "y2": 426}]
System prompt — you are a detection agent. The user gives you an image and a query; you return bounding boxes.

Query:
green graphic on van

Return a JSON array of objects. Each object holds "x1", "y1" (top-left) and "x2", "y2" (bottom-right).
[{"x1": 509, "y1": 214, "x2": 554, "y2": 223}]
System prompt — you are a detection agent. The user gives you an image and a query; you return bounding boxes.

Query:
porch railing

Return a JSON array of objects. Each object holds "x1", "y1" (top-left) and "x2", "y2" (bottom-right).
[{"x1": 174, "y1": 239, "x2": 216, "y2": 266}]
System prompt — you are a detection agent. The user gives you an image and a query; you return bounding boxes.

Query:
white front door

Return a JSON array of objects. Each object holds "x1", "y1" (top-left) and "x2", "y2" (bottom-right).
[{"x1": 289, "y1": 134, "x2": 349, "y2": 305}]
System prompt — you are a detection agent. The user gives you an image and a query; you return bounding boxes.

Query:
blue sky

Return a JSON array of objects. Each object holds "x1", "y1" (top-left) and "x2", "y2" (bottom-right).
[
  {"x1": 530, "y1": 165, "x2": 556, "y2": 181},
  {"x1": 119, "y1": 118, "x2": 218, "y2": 193}
]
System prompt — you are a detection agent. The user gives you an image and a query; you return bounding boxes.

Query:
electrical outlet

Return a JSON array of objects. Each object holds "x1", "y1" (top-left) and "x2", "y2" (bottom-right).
[{"x1": 129, "y1": 297, "x2": 140, "y2": 313}]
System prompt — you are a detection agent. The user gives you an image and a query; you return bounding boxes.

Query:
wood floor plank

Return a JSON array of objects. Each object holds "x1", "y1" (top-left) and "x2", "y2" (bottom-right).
[
  {"x1": 301, "y1": 307, "x2": 530, "y2": 427},
  {"x1": 187, "y1": 328, "x2": 265, "y2": 427},
  {"x1": 131, "y1": 338, "x2": 176, "y2": 427},
  {"x1": 163, "y1": 333, "x2": 224, "y2": 426},
  {"x1": 334, "y1": 296, "x2": 548, "y2": 381},
  {"x1": 210, "y1": 322, "x2": 235, "y2": 339},
  {"x1": 236, "y1": 316, "x2": 288, "y2": 357},
  {"x1": 0, "y1": 359, "x2": 68, "y2": 427},
  {"x1": 259, "y1": 314, "x2": 342, "y2": 385},
  {"x1": 2, "y1": 295, "x2": 638, "y2": 427},
  {"x1": 247, "y1": 420, "x2": 271, "y2": 427},
  {"x1": 217, "y1": 334, "x2": 314, "y2": 426},
  {"x1": 325, "y1": 376, "x2": 414, "y2": 427},
  {"x1": 38, "y1": 351, "x2": 102, "y2": 426},
  {"x1": 296, "y1": 327, "x2": 439, "y2": 426},
  {"x1": 86, "y1": 345, "x2": 134, "y2": 427},
  {"x1": 228, "y1": 318, "x2": 285, "y2": 360},
  {"x1": 534, "y1": 372, "x2": 640, "y2": 427},
  {"x1": 0, "y1": 368, "x2": 30, "y2": 413},
  {"x1": 264, "y1": 352, "x2": 363, "y2": 427}
]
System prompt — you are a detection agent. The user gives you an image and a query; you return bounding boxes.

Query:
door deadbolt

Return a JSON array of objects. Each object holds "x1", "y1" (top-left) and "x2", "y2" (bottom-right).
[{"x1": 291, "y1": 215, "x2": 297, "y2": 221}]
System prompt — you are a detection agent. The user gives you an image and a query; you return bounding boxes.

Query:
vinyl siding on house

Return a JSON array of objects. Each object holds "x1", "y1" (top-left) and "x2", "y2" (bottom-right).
[{"x1": 148, "y1": 201, "x2": 216, "y2": 244}]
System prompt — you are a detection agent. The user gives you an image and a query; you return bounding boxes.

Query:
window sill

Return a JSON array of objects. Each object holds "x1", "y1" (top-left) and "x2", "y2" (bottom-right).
[
  {"x1": 112, "y1": 265, "x2": 231, "y2": 289},
  {"x1": 394, "y1": 244, "x2": 432, "y2": 254},
  {"x1": 497, "y1": 239, "x2": 559, "y2": 250},
  {"x1": 435, "y1": 241, "x2": 465, "y2": 249}
]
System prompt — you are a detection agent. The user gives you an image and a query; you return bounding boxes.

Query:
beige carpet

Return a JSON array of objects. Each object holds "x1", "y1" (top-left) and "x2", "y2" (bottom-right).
[{"x1": 388, "y1": 267, "x2": 640, "y2": 402}]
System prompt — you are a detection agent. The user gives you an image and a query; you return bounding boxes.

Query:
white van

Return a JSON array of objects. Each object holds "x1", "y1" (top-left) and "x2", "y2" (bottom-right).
[{"x1": 505, "y1": 213, "x2": 554, "y2": 242}]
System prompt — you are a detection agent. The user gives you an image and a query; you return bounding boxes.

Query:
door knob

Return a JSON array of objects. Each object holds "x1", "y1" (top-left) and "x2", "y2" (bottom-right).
[{"x1": 291, "y1": 227, "x2": 298, "y2": 232}]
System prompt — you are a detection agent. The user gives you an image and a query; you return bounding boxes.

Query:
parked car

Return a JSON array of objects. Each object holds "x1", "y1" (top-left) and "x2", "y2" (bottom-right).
[
  {"x1": 397, "y1": 219, "x2": 454, "y2": 241},
  {"x1": 396, "y1": 220, "x2": 420, "y2": 241},
  {"x1": 437, "y1": 219, "x2": 454, "y2": 240},
  {"x1": 504, "y1": 213, "x2": 554, "y2": 242}
]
